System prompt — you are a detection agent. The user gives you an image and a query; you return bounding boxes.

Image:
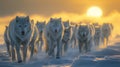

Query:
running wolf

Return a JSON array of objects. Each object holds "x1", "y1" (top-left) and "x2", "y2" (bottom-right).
[
  {"x1": 44, "y1": 18, "x2": 64, "y2": 59},
  {"x1": 7, "y1": 16, "x2": 39, "y2": 63}
]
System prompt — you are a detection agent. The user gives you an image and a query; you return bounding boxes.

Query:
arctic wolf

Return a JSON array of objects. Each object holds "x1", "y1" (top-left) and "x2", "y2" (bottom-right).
[
  {"x1": 77, "y1": 24, "x2": 94, "y2": 53},
  {"x1": 62, "y1": 26, "x2": 72, "y2": 54},
  {"x1": 44, "y1": 18, "x2": 64, "y2": 59},
  {"x1": 36, "y1": 21, "x2": 46, "y2": 50},
  {"x1": 7, "y1": 16, "x2": 39, "y2": 63},
  {"x1": 94, "y1": 25, "x2": 102, "y2": 46},
  {"x1": 101, "y1": 23, "x2": 113, "y2": 46}
]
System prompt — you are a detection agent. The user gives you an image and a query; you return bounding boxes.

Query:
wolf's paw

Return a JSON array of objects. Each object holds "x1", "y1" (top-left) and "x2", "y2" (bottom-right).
[
  {"x1": 56, "y1": 56, "x2": 60, "y2": 59},
  {"x1": 18, "y1": 60, "x2": 22, "y2": 63}
]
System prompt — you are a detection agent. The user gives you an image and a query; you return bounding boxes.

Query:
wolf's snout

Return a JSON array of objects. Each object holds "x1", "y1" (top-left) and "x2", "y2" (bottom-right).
[
  {"x1": 83, "y1": 34, "x2": 85, "y2": 37},
  {"x1": 55, "y1": 29, "x2": 58, "y2": 33},
  {"x1": 83, "y1": 32, "x2": 86, "y2": 37},
  {"x1": 21, "y1": 31, "x2": 25, "y2": 35}
]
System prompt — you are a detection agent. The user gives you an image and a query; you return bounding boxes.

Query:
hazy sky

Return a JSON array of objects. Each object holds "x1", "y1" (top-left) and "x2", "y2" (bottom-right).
[
  {"x1": 0, "y1": 0, "x2": 120, "y2": 17},
  {"x1": 0, "y1": 0, "x2": 120, "y2": 44}
]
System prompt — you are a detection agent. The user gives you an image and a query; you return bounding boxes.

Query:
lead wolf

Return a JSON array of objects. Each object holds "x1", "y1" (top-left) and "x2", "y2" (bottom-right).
[
  {"x1": 44, "y1": 18, "x2": 64, "y2": 59},
  {"x1": 4, "y1": 16, "x2": 39, "y2": 63}
]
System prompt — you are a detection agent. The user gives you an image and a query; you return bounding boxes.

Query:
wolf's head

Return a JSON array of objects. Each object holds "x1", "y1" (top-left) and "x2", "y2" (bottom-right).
[
  {"x1": 64, "y1": 26, "x2": 71, "y2": 35},
  {"x1": 63, "y1": 20, "x2": 70, "y2": 28},
  {"x1": 78, "y1": 25, "x2": 90, "y2": 38},
  {"x1": 36, "y1": 21, "x2": 46, "y2": 33},
  {"x1": 49, "y1": 18, "x2": 63, "y2": 33},
  {"x1": 15, "y1": 16, "x2": 32, "y2": 37},
  {"x1": 63, "y1": 26, "x2": 71, "y2": 41}
]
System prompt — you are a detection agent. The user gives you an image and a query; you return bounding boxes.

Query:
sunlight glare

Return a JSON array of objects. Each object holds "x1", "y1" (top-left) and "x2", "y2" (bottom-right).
[{"x1": 87, "y1": 6, "x2": 103, "y2": 17}]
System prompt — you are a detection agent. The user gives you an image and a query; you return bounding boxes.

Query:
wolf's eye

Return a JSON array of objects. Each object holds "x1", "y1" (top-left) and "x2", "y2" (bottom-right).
[
  {"x1": 25, "y1": 25, "x2": 27, "y2": 27},
  {"x1": 19, "y1": 25, "x2": 21, "y2": 27}
]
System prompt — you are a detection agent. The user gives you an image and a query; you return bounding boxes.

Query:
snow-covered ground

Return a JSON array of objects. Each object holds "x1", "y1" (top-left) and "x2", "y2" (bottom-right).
[{"x1": 0, "y1": 36, "x2": 120, "y2": 67}]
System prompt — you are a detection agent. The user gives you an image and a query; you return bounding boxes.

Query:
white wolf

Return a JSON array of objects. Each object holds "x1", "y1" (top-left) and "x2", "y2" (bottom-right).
[
  {"x1": 77, "y1": 24, "x2": 94, "y2": 53},
  {"x1": 62, "y1": 26, "x2": 72, "y2": 54},
  {"x1": 36, "y1": 21, "x2": 46, "y2": 51},
  {"x1": 94, "y1": 25, "x2": 102, "y2": 46},
  {"x1": 44, "y1": 18, "x2": 64, "y2": 59},
  {"x1": 101, "y1": 23, "x2": 113, "y2": 46},
  {"x1": 7, "y1": 16, "x2": 39, "y2": 63}
]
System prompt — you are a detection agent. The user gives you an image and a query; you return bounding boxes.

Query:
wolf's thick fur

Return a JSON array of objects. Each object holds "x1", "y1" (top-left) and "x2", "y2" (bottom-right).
[
  {"x1": 77, "y1": 24, "x2": 94, "y2": 53},
  {"x1": 44, "y1": 18, "x2": 64, "y2": 59},
  {"x1": 36, "y1": 21, "x2": 46, "y2": 50},
  {"x1": 94, "y1": 25, "x2": 102, "y2": 46},
  {"x1": 70, "y1": 24, "x2": 78, "y2": 48},
  {"x1": 101, "y1": 23, "x2": 113, "y2": 46},
  {"x1": 7, "y1": 16, "x2": 39, "y2": 63},
  {"x1": 62, "y1": 26, "x2": 72, "y2": 54},
  {"x1": 63, "y1": 20, "x2": 70, "y2": 28}
]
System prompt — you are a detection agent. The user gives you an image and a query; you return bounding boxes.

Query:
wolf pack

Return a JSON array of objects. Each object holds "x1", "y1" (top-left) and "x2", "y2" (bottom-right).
[{"x1": 4, "y1": 16, "x2": 113, "y2": 63}]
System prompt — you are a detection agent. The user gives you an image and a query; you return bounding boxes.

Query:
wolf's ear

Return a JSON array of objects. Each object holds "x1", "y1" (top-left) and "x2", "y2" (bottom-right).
[
  {"x1": 43, "y1": 21, "x2": 46, "y2": 24},
  {"x1": 16, "y1": 16, "x2": 19, "y2": 22},
  {"x1": 31, "y1": 19, "x2": 34, "y2": 22},
  {"x1": 50, "y1": 18, "x2": 53, "y2": 21},
  {"x1": 75, "y1": 24, "x2": 78, "y2": 27},
  {"x1": 26, "y1": 16, "x2": 30, "y2": 22},
  {"x1": 59, "y1": 17, "x2": 61, "y2": 20},
  {"x1": 67, "y1": 20, "x2": 69, "y2": 23},
  {"x1": 58, "y1": 17, "x2": 62, "y2": 22},
  {"x1": 50, "y1": 18, "x2": 54, "y2": 22},
  {"x1": 36, "y1": 21, "x2": 39, "y2": 24},
  {"x1": 31, "y1": 20, "x2": 34, "y2": 27},
  {"x1": 5, "y1": 26, "x2": 8, "y2": 29},
  {"x1": 79, "y1": 21, "x2": 82, "y2": 24}
]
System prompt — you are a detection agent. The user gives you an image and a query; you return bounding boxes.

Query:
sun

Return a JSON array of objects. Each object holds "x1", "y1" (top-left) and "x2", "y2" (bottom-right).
[{"x1": 87, "y1": 6, "x2": 103, "y2": 17}]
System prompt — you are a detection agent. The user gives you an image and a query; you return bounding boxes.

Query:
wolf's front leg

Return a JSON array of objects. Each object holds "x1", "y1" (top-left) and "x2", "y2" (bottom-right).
[
  {"x1": 15, "y1": 44, "x2": 22, "y2": 63},
  {"x1": 40, "y1": 39, "x2": 43, "y2": 50},
  {"x1": 106, "y1": 37, "x2": 109, "y2": 46},
  {"x1": 86, "y1": 40, "x2": 92, "y2": 53},
  {"x1": 85, "y1": 42, "x2": 89, "y2": 53},
  {"x1": 11, "y1": 45, "x2": 15, "y2": 61},
  {"x1": 47, "y1": 40, "x2": 53, "y2": 56},
  {"x1": 51, "y1": 42, "x2": 57, "y2": 57},
  {"x1": 23, "y1": 45, "x2": 27, "y2": 62},
  {"x1": 48, "y1": 42, "x2": 55, "y2": 57},
  {"x1": 56, "y1": 40, "x2": 62, "y2": 59},
  {"x1": 30, "y1": 42, "x2": 34, "y2": 58},
  {"x1": 78, "y1": 40, "x2": 82, "y2": 53},
  {"x1": 6, "y1": 44, "x2": 11, "y2": 57}
]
